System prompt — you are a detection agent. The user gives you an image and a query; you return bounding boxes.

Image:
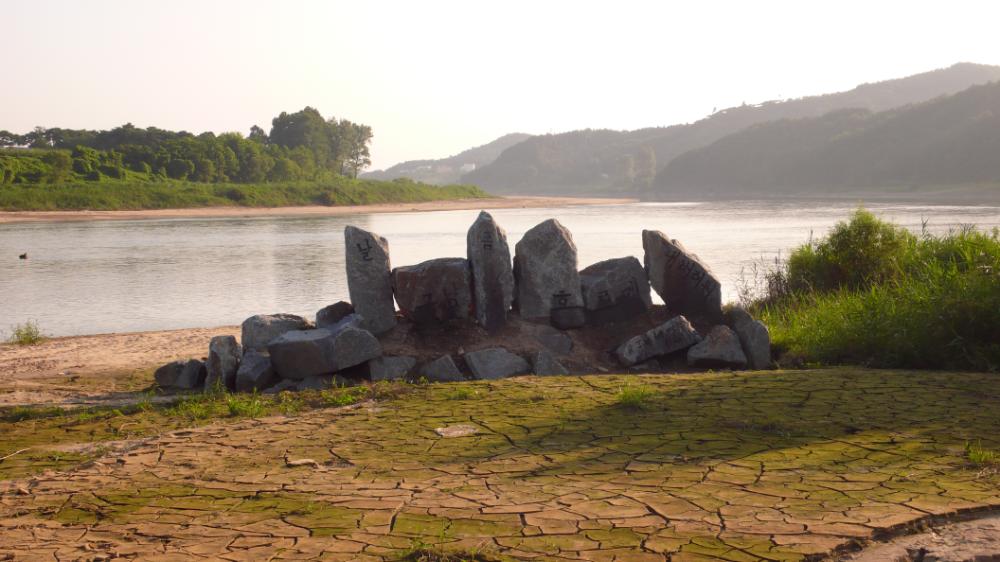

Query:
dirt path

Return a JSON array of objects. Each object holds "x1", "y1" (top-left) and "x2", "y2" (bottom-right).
[
  {"x1": 0, "y1": 196, "x2": 636, "y2": 224},
  {"x1": 1, "y1": 370, "x2": 998, "y2": 561},
  {"x1": 0, "y1": 326, "x2": 235, "y2": 406}
]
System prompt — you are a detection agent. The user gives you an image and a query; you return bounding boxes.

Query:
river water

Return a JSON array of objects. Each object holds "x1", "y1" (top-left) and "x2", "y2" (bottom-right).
[{"x1": 1, "y1": 200, "x2": 998, "y2": 337}]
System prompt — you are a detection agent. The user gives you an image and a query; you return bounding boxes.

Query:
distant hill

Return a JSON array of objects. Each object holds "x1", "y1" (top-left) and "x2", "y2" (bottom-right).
[
  {"x1": 461, "y1": 63, "x2": 1000, "y2": 195},
  {"x1": 363, "y1": 133, "x2": 530, "y2": 185},
  {"x1": 655, "y1": 81, "x2": 1000, "y2": 196}
]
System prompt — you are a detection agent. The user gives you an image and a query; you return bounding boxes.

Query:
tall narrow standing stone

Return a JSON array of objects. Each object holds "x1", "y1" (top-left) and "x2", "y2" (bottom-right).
[
  {"x1": 642, "y1": 230, "x2": 723, "y2": 322},
  {"x1": 513, "y1": 219, "x2": 584, "y2": 328},
  {"x1": 467, "y1": 211, "x2": 514, "y2": 333},
  {"x1": 345, "y1": 226, "x2": 396, "y2": 335}
]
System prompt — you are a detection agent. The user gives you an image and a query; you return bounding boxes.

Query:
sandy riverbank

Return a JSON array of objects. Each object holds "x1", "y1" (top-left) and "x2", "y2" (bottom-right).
[{"x1": 0, "y1": 196, "x2": 636, "y2": 224}]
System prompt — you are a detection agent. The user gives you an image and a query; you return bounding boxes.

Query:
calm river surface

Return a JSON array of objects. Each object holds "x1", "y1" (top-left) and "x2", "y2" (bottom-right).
[{"x1": 2, "y1": 200, "x2": 998, "y2": 337}]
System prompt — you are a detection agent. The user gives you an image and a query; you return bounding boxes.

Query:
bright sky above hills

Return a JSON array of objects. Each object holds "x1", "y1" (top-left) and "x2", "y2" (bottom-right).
[{"x1": 5, "y1": 0, "x2": 1000, "y2": 170}]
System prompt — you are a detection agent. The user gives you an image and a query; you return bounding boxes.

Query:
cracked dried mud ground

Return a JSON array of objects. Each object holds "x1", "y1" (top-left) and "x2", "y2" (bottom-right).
[{"x1": 2, "y1": 369, "x2": 999, "y2": 561}]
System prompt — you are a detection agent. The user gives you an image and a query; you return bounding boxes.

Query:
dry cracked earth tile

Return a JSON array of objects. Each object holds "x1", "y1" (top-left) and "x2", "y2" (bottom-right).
[{"x1": 1, "y1": 369, "x2": 999, "y2": 561}]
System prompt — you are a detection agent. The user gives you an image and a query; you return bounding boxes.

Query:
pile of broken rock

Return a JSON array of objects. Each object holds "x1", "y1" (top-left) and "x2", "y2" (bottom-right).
[{"x1": 155, "y1": 211, "x2": 771, "y2": 393}]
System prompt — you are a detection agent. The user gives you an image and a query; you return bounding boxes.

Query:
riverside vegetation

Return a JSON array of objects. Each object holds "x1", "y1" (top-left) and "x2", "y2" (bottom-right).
[
  {"x1": 748, "y1": 209, "x2": 1000, "y2": 371},
  {"x1": 0, "y1": 107, "x2": 489, "y2": 210}
]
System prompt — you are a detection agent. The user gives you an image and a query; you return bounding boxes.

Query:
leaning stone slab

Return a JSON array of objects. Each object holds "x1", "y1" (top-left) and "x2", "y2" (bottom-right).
[
  {"x1": 532, "y1": 350, "x2": 569, "y2": 376},
  {"x1": 392, "y1": 258, "x2": 472, "y2": 324},
  {"x1": 687, "y1": 325, "x2": 747, "y2": 369},
  {"x1": 205, "y1": 335, "x2": 241, "y2": 391},
  {"x1": 463, "y1": 348, "x2": 531, "y2": 380},
  {"x1": 642, "y1": 230, "x2": 723, "y2": 321},
  {"x1": 345, "y1": 226, "x2": 397, "y2": 335},
  {"x1": 241, "y1": 314, "x2": 311, "y2": 352},
  {"x1": 369, "y1": 356, "x2": 417, "y2": 382},
  {"x1": 580, "y1": 256, "x2": 652, "y2": 325},
  {"x1": 316, "y1": 301, "x2": 355, "y2": 329},
  {"x1": 513, "y1": 219, "x2": 585, "y2": 328},
  {"x1": 467, "y1": 211, "x2": 515, "y2": 333},
  {"x1": 614, "y1": 315, "x2": 701, "y2": 367},
  {"x1": 235, "y1": 350, "x2": 277, "y2": 393},
  {"x1": 154, "y1": 359, "x2": 206, "y2": 390},
  {"x1": 419, "y1": 355, "x2": 464, "y2": 382},
  {"x1": 268, "y1": 326, "x2": 381, "y2": 380},
  {"x1": 726, "y1": 307, "x2": 771, "y2": 370}
]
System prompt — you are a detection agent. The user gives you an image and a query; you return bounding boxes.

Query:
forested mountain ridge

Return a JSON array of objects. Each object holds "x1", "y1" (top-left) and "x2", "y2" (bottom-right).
[
  {"x1": 460, "y1": 63, "x2": 1000, "y2": 195},
  {"x1": 655, "y1": 80, "x2": 1000, "y2": 195},
  {"x1": 362, "y1": 133, "x2": 530, "y2": 185}
]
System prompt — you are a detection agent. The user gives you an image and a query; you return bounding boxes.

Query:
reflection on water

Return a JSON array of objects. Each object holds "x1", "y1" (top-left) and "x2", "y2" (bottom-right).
[{"x1": 2, "y1": 201, "x2": 998, "y2": 336}]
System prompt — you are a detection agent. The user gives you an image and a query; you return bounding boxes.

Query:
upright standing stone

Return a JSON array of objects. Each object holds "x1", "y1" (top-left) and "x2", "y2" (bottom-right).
[
  {"x1": 580, "y1": 257, "x2": 652, "y2": 325},
  {"x1": 513, "y1": 219, "x2": 585, "y2": 328},
  {"x1": 392, "y1": 258, "x2": 472, "y2": 324},
  {"x1": 205, "y1": 335, "x2": 242, "y2": 391},
  {"x1": 643, "y1": 230, "x2": 723, "y2": 321},
  {"x1": 467, "y1": 211, "x2": 515, "y2": 333},
  {"x1": 345, "y1": 226, "x2": 397, "y2": 335}
]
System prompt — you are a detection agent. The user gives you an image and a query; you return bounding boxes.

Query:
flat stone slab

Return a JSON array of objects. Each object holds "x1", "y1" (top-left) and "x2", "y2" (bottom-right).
[
  {"x1": 241, "y1": 313, "x2": 311, "y2": 352},
  {"x1": 392, "y1": 257, "x2": 472, "y2": 324},
  {"x1": 615, "y1": 315, "x2": 701, "y2": 366},
  {"x1": 434, "y1": 424, "x2": 479, "y2": 438},
  {"x1": 463, "y1": 348, "x2": 531, "y2": 380},
  {"x1": 345, "y1": 226, "x2": 397, "y2": 335}
]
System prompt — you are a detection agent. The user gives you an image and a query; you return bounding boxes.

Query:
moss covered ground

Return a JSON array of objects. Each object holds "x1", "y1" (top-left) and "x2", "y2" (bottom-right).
[{"x1": 1, "y1": 369, "x2": 999, "y2": 560}]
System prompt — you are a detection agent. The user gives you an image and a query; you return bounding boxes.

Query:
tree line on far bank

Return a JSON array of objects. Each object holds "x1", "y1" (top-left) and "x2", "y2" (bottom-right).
[{"x1": 0, "y1": 107, "x2": 372, "y2": 185}]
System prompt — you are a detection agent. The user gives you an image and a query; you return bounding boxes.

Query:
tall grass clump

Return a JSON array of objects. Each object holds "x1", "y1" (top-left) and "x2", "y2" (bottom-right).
[
  {"x1": 7, "y1": 321, "x2": 45, "y2": 346},
  {"x1": 753, "y1": 209, "x2": 1000, "y2": 371}
]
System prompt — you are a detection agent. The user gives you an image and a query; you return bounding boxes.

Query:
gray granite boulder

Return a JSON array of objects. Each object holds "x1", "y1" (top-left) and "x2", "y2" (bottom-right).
[
  {"x1": 464, "y1": 348, "x2": 531, "y2": 380},
  {"x1": 614, "y1": 315, "x2": 701, "y2": 367},
  {"x1": 418, "y1": 355, "x2": 464, "y2": 382},
  {"x1": 513, "y1": 219, "x2": 584, "y2": 328},
  {"x1": 687, "y1": 325, "x2": 747, "y2": 369},
  {"x1": 532, "y1": 350, "x2": 569, "y2": 376},
  {"x1": 205, "y1": 335, "x2": 241, "y2": 391},
  {"x1": 369, "y1": 356, "x2": 417, "y2": 382},
  {"x1": 154, "y1": 359, "x2": 206, "y2": 390},
  {"x1": 467, "y1": 211, "x2": 515, "y2": 333},
  {"x1": 642, "y1": 230, "x2": 723, "y2": 321},
  {"x1": 392, "y1": 258, "x2": 472, "y2": 324},
  {"x1": 580, "y1": 256, "x2": 652, "y2": 325},
  {"x1": 726, "y1": 307, "x2": 771, "y2": 369},
  {"x1": 316, "y1": 301, "x2": 355, "y2": 329},
  {"x1": 531, "y1": 324, "x2": 573, "y2": 355},
  {"x1": 345, "y1": 226, "x2": 397, "y2": 335},
  {"x1": 235, "y1": 350, "x2": 277, "y2": 393},
  {"x1": 241, "y1": 314, "x2": 311, "y2": 352},
  {"x1": 268, "y1": 326, "x2": 381, "y2": 380}
]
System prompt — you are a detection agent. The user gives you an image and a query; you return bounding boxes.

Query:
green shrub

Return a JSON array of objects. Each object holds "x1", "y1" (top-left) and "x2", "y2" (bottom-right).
[
  {"x1": 226, "y1": 392, "x2": 265, "y2": 418},
  {"x1": 616, "y1": 379, "x2": 652, "y2": 408},
  {"x1": 7, "y1": 321, "x2": 45, "y2": 346}
]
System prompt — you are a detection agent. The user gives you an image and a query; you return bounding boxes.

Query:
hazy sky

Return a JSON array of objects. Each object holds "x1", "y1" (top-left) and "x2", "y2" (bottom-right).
[{"x1": 5, "y1": 1, "x2": 999, "y2": 170}]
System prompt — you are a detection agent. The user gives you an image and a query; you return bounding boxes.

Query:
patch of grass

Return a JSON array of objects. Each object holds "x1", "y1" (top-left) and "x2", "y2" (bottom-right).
[
  {"x1": 320, "y1": 385, "x2": 370, "y2": 407},
  {"x1": 7, "y1": 321, "x2": 45, "y2": 345},
  {"x1": 0, "y1": 405, "x2": 67, "y2": 422},
  {"x1": 615, "y1": 379, "x2": 652, "y2": 408},
  {"x1": 226, "y1": 392, "x2": 266, "y2": 418},
  {"x1": 966, "y1": 441, "x2": 1000, "y2": 466},
  {"x1": 442, "y1": 387, "x2": 477, "y2": 401}
]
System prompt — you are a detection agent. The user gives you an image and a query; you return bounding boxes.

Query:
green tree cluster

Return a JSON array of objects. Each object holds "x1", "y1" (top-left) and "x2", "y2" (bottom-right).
[{"x1": 0, "y1": 107, "x2": 372, "y2": 185}]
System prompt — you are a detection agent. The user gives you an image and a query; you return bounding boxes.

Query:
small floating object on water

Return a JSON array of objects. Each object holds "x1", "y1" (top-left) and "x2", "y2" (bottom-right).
[{"x1": 18, "y1": 253, "x2": 27, "y2": 260}]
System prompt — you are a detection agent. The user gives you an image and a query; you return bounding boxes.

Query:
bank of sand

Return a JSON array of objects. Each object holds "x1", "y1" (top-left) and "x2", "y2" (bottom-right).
[{"x1": 0, "y1": 196, "x2": 636, "y2": 224}]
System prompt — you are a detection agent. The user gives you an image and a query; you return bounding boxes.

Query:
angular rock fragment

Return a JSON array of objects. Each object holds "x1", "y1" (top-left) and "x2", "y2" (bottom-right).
[
  {"x1": 235, "y1": 350, "x2": 277, "y2": 393},
  {"x1": 467, "y1": 211, "x2": 515, "y2": 333},
  {"x1": 316, "y1": 301, "x2": 355, "y2": 329},
  {"x1": 513, "y1": 219, "x2": 584, "y2": 328},
  {"x1": 154, "y1": 359, "x2": 206, "y2": 390},
  {"x1": 345, "y1": 226, "x2": 397, "y2": 335},
  {"x1": 532, "y1": 349, "x2": 569, "y2": 376},
  {"x1": 368, "y1": 356, "x2": 417, "y2": 382},
  {"x1": 205, "y1": 335, "x2": 241, "y2": 391},
  {"x1": 463, "y1": 348, "x2": 531, "y2": 380},
  {"x1": 580, "y1": 256, "x2": 652, "y2": 325},
  {"x1": 241, "y1": 313, "x2": 311, "y2": 352},
  {"x1": 614, "y1": 315, "x2": 701, "y2": 367},
  {"x1": 726, "y1": 307, "x2": 772, "y2": 370},
  {"x1": 392, "y1": 258, "x2": 472, "y2": 324},
  {"x1": 531, "y1": 324, "x2": 574, "y2": 355},
  {"x1": 687, "y1": 325, "x2": 747, "y2": 369},
  {"x1": 642, "y1": 230, "x2": 723, "y2": 321},
  {"x1": 268, "y1": 326, "x2": 381, "y2": 380},
  {"x1": 418, "y1": 355, "x2": 464, "y2": 382}
]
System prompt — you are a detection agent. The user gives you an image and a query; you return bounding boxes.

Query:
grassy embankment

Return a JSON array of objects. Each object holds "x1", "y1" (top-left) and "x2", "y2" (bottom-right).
[
  {"x1": 0, "y1": 177, "x2": 491, "y2": 211},
  {"x1": 748, "y1": 209, "x2": 1000, "y2": 371}
]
